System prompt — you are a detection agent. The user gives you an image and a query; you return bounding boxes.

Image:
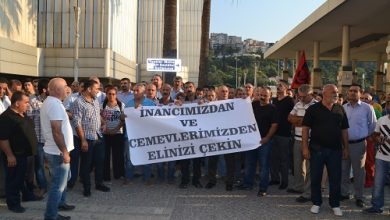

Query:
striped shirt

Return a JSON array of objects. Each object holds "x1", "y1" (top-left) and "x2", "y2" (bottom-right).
[
  {"x1": 27, "y1": 95, "x2": 45, "y2": 143},
  {"x1": 375, "y1": 115, "x2": 390, "y2": 162},
  {"x1": 290, "y1": 98, "x2": 316, "y2": 141},
  {"x1": 71, "y1": 95, "x2": 101, "y2": 140},
  {"x1": 0, "y1": 96, "x2": 10, "y2": 114}
]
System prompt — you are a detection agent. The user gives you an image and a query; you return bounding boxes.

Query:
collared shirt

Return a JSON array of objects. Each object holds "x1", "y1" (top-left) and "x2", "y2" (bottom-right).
[
  {"x1": 343, "y1": 100, "x2": 376, "y2": 141},
  {"x1": 117, "y1": 91, "x2": 134, "y2": 105},
  {"x1": 170, "y1": 88, "x2": 184, "y2": 100},
  {"x1": 63, "y1": 92, "x2": 81, "y2": 111},
  {"x1": 0, "y1": 108, "x2": 37, "y2": 156},
  {"x1": 26, "y1": 95, "x2": 45, "y2": 143},
  {"x1": 71, "y1": 95, "x2": 101, "y2": 140},
  {"x1": 126, "y1": 97, "x2": 156, "y2": 108},
  {"x1": 63, "y1": 92, "x2": 81, "y2": 136},
  {"x1": 0, "y1": 96, "x2": 11, "y2": 114},
  {"x1": 156, "y1": 90, "x2": 162, "y2": 99},
  {"x1": 303, "y1": 102, "x2": 349, "y2": 150},
  {"x1": 148, "y1": 96, "x2": 160, "y2": 105},
  {"x1": 158, "y1": 97, "x2": 174, "y2": 106},
  {"x1": 96, "y1": 91, "x2": 106, "y2": 106},
  {"x1": 290, "y1": 98, "x2": 317, "y2": 140}
]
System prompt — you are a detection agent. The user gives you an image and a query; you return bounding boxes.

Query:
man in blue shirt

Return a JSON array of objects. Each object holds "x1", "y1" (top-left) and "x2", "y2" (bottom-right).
[
  {"x1": 125, "y1": 84, "x2": 155, "y2": 184},
  {"x1": 341, "y1": 84, "x2": 376, "y2": 208}
]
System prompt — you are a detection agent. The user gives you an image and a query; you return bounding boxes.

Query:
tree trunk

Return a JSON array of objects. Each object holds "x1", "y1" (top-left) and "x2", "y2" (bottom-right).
[
  {"x1": 198, "y1": 0, "x2": 211, "y2": 87},
  {"x1": 162, "y1": 0, "x2": 177, "y2": 84}
]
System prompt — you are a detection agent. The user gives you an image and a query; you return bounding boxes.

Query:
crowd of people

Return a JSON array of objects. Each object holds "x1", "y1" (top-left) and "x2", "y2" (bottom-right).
[{"x1": 0, "y1": 74, "x2": 389, "y2": 219}]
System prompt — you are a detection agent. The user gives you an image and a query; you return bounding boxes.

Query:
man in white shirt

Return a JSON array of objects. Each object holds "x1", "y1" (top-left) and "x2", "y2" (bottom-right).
[
  {"x1": 287, "y1": 84, "x2": 316, "y2": 203},
  {"x1": 0, "y1": 78, "x2": 11, "y2": 114},
  {"x1": 0, "y1": 78, "x2": 11, "y2": 198},
  {"x1": 41, "y1": 78, "x2": 75, "y2": 220}
]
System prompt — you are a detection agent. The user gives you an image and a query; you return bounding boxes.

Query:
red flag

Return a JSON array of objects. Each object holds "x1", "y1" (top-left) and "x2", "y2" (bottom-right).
[{"x1": 291, "y1": 51, "x2": 310, "y2": 89}]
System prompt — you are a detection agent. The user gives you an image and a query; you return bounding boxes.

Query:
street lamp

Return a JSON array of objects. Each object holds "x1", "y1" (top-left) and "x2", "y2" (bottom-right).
[
  {"x1": 73, "y1": 6, "x2": 81, "y2": 82},
  {"x1": 235, "y1": 56, "x2": 238, "y2": 88}
]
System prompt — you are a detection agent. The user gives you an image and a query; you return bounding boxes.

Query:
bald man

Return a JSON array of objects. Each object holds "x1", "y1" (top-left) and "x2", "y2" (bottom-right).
[
  {"x1": 302, "y1": 84, "x2": 349, "y2": 216},
  {"x1": 41, "y1": 78, "x2": 75, "y2": 220}
]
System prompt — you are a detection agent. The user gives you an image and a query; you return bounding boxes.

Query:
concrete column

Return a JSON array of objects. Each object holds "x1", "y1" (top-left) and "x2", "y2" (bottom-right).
[
  {"x1": 352, "y1": 59, "x2": 358, "y2": 84},
  {"x1": 282, "y1": 57, "x2": 289, "y2": 81},
  {"x1": 374, "y1": 54, "x2": 384, "y2": 96},
  {"x1": 295, "y1": 51, "x2": 300, "y2": 70},
  {"x1": 386, "y1": 40, "x2": 390, "y2": 93},
  {"x1": 312, "y1": 41, "x2": 322, "y2": 91},
  {"x1": 338, "y1": 25, "x2": 353, "y2": 95}
]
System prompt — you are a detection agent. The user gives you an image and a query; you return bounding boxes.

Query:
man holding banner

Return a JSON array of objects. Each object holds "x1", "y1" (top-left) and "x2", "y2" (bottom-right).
[
  {"x1": 179, "y1": 82, "x2": 203, "y2": 189},
  {"x1": 205, "y1": 85, "x2": 237, "y2": 191},
  {"x1": 125, "y1": 84, "x2": 156, "y2": 184},
  {"x1": 123, "y1": 83, "x2": 261, "y2": 189},
  {"x1": 239, "y1": 86, "x2": 278, "y2": 196}
]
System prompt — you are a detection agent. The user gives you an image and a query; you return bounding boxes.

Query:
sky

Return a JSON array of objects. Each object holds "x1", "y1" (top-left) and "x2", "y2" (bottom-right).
[{"x1": 210, "y1": 0, "x2": 326, "y2": 43}]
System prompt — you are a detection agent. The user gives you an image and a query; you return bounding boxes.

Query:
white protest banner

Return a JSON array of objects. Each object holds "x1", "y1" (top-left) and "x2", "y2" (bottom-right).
[{"x1": 124, "y1": 98, "x2": 261, "y2": 165}]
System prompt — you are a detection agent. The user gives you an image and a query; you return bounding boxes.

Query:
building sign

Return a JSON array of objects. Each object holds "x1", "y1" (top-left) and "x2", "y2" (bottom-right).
[{"x1": 147, "y1": 58, "x2": 181, "y2": 72}]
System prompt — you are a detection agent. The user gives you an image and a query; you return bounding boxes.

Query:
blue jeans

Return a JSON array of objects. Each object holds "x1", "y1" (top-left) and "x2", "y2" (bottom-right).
[
  {"x1": 157, "y1": 162, "x2": 175, "y2": 181},
  {"x1": 68, "y1": 136, "x2": 80, "y2": 186},
  {"x1": 371, "y1": 158, "x2": 390, "y2": 210},
  {"x1": 44, "y1": 153, "x2": 69, "y2": 220},
  {"x1": 80, "y1": 139, "x2": 105, "y2": 190},
  {"x1": 243, "y1": 140, "x2": 272, "y2": 191},
  {"x1": 310, "y1": 147, "x2": 342, "y2": 208},
  {"x1": 35, "y1": 142, "x2": 47, "y2": 190},
  {"x1": 124, "y1": 138, "x2": 151, "y2": 181}
]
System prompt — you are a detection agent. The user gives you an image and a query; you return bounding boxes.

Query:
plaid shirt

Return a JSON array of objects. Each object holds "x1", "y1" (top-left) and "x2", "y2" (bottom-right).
[
  {"x1": 71, "y1": 95, "x2": 101, "y2": 140},
  {"x1": 27, "y1": 95, "x2": 45, "y2": 143}
]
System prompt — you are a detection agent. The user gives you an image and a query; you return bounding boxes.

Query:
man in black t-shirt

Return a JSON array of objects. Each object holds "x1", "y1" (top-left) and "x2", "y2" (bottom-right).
[
  {"x1": 0, "y1": 91, "x2": 37, "y2": 213},
  {"x1": 239, "y1": 87, "x2": 278, "y2": 196},
  {"x1": 302, "y1": 84, "x2": 349, "y2": 217},
  {"x1": 269, "y1": 80, "x2": 294, "y2": 189}
]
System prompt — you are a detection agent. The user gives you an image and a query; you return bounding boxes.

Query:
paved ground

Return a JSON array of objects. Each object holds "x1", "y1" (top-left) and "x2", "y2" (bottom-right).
[{"x1": 0, "y1": 176, "x2": 389, "y2": 220}]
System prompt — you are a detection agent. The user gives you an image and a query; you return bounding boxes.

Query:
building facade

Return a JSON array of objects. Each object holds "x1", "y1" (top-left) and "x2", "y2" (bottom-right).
[
  {"x1": 0, "y1": 0, "x2": 205, "y2": 85},
  {"x1": 137, "y1": 0, "x2": 202, "y2": 85},
  {"x1": 0, "y1": 0, "x2": 38, "y2": 77},
  {"x1": 37, "y1": 0, "x2": 138, "y2": 82}
]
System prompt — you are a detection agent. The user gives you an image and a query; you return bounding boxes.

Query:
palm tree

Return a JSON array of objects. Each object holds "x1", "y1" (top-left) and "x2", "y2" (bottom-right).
[
  {"x1": 198, "y1": 0, "x2": 211, "y2": 87},
  {"x1": 162, "y1": 0, "x2": 177, "y2": 84},
  {"x1": 0, "y1": 0, "x2": 21, "y2": 36}
]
